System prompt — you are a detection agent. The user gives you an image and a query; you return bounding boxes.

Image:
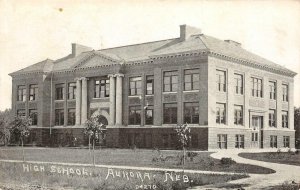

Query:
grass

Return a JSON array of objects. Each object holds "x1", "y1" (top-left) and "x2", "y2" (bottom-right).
[
  {"x1": 239, "y1": 151, "x2": 300, "y2": 166},
  {"x1": 262, "y1": 181, "x2": 300, "y2": 190},
  {"x1": 0, "y1": 147, "x2": 274, "y2": 174},
  {"x1": 0, "y1": 162, "x2": 248, "y2": 190}
]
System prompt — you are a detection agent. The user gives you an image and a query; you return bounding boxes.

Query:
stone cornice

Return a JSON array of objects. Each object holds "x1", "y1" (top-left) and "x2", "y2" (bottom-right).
[{"x1": 10, "y1": 49, "x2": 296, "y2": 78}]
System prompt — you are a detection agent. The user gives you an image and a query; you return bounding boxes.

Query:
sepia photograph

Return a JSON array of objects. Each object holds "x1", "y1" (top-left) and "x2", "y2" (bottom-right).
[{"x1": 0, "y1": 0, "x2": 300, "y2": 189}]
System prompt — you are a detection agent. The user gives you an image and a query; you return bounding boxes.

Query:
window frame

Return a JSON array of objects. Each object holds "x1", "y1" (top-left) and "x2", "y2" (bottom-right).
[
  {"x1": 17, "y1": 85, "x2": 26, "y2": 102},
  {"x1": 216, "y1": 70, "x2": 226, "y2": 92},
  {"x1": 55, "y1": 109, "x2": 64, "y2": 126},
  {"x1": 94, "y1": 79, "x2": 110, "y2": 98},
  {"x1": 251, "y1": 77, "x2": 263, "y2": 98},
  {"x1": 29, "y1": 84, "x2": 38, "y2": 101},
  {"x1": 283, "y1": 136, "x2": 290, "y2": 148},
  {"x1": 270, "y1": 135, "x2": 277, "y2": 148},
  {"x1": 268, "y1": 109, "x2": 276, "y2": 127},
  {"x1": 234, "y1": 105, "x2": 243, "y2": 125},
  {"x1": 128, "y1": 105, "x2": 141, "y2": 125},
  {"x1": 184, "y1": 102, "x2": 199, "y2": 124},
  {"x1": 184, "y1": 69, "x2": 200, "y2": 91},
  {"x1": 146, "y1": 75, "x2": 154, "y2": 95},
  {"x1": 163, "y1": 103, "x2": 178, "y2": 124},
  {"x1": 67, "y1": 108, "x2": 76, "y2": 126},
  {"x1": 145, "y1": 106, "x2": 154, "y2": 125},
  {"x1": 68, "y1": 82, "x2": 76, "y2": 100},
  {"x1": 217, "y1": 134, "x2": 227, "y2": 149},
  {"x1": 163, "y1": 71, "x2": 178, "y2": 92},
  {"x1": 282, "y1": 111, "x2": 288, "y2": 128},
  {"x1": 235, "y1": 134, "x2": 245, "y2": 148},
  {"x1": 29, "y1": 109, "x2": 38, "y2": 125},
  {"x1": 55, "y1": 84, "x2": 65, "y2": 100},
  {"x1": 234, "y1": 73, "x2": 243, "y2": 95},
  {"x1": 129, "y1": 77, "x2": 142, "y2": 96},
  {"x1": 216, "y1": 103, "x2": 226, "y2": 124},
  {"x1": 282, "y1": 84, "x2": 288, "y2": 102},
  {"x1": 269, "y1": 81, "x2": 276, "y2": 100}
]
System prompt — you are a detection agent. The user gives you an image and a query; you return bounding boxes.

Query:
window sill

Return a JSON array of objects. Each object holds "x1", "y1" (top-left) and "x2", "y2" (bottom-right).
[
  {"x1": 93, "y1": 97, "x2": 109, "y2": 100},
  {"x1": 162, "y1": 91, "x2": 177, "y2": 94},
  {"x1": 54, "y1": 100, "x2": 64, "y2": 102},
  {"x1": 128, "y1": 95, "x2": 142, "y2": 98},
  {"x1": 183, "y1": 90, "x2": 199, "y2": 93},
  {"x1": 28, "y1": 100, "x2": 37, "y2": 102},
  {"x1": 234, "y1": 94, "x2": 244, "y2": 96},
  {"x1": 145, "y1": 94, "x2": 154, "y2": 96}
]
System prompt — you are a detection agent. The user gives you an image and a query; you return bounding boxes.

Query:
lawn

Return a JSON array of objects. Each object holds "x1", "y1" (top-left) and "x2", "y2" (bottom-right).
[
  {"x1": 239, "y1": 151, "x2": 300, "y2": 166},
  {"x1": 0, "y1": 147, "x2": 274, "y2": 174},
  {"x1": 0, "y1": 161, "x2": 248, "y2": 190}
]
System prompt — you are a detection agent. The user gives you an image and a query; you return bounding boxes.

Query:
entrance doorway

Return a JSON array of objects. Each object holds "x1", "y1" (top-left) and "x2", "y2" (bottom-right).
[{"x1": 251, "y1": 116, "x2": 263, "y2": 148}]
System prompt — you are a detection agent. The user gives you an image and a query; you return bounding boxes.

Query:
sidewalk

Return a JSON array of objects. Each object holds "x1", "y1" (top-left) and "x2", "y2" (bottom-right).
[{"x1": 199, "y1": 150, "x2": 300, "y2": 189}]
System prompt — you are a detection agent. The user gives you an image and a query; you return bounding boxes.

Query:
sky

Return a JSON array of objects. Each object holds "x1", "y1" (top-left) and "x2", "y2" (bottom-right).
[{"x1": 0, "y1": 0, "x2": 299, "y2": 111}]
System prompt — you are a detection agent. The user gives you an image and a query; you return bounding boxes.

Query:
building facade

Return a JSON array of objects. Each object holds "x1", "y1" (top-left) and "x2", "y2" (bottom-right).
[{"x1": 10, "y1": 25, "x2": 297, "y2": 150}]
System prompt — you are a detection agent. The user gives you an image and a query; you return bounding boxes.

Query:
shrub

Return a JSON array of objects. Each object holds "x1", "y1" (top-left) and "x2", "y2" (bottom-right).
[
  {"x1": 220, "y1": 157, "x2": 236, "y2": 166},
  {"x1": 187, "y1": 152, "x2": 198, "y2": 162}
]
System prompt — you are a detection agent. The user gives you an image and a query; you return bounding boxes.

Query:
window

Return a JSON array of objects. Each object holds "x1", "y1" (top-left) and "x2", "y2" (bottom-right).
[
  {"x1": 216, "y1": 70, "x2": 226, "y2": 92},
  {"x1": 29, "y1": 109, "x2": 38, "y2": 125},
  {"x1": 95, "y1": 79, "x2": 110, "y2": 98},
  {"x1": 269, "y1": 81, "x2": 276, "y2": 100},
  {"x1": 145, "y1": 106, "x2": 154, "y2": 125},
  {"x1": 184, "y1": 69, "x2": 199, "y2": 91},
  {"x1": 29, "y1": 84, "x2": 38, "y2": 101},
  {"x1": 235, "y1": 135, "x2": 244, "y2": 148},
  {"x1": 282, "y1": 84, "x2": 288, "y2": 102},
  {"x1": 234, "y1": 74, "x2": 243, "y2": 94},
  {"x1": 270, "y1": 135, "x2": 277, "y2": 148},
  {"x1": 55, "y1": 84, "x2": 65, "y2": 100},
  {"x1": 129, "y1": 106, "x2": 141, "y2": 125},
  {"x1": 217, "y1": 134, "x2": 227, "y2": 149},
  {"x1": 17, "y1": 109, "x2": 25, "y2": 118},
  {"x1": 67, "y1": 109, "x2": 76, "y2": 126},
  {"x1": 184, "y1": 102, "x2": 199, "y2": 124},
  {"x1": 163, "y1": 103, "x2": 177, "y2": 124},
  {"x1": 146, "y1": 76, "x2": 154, "y2": 95},
  {"x1": 283, "y1": 136, "x2": 290, "y2": 148},
  {"x1": 163, "y1": 71, "x2": 178, "y2": 92},
  {"x1": 282, "y1": 111, "x2": 288, "y2": 128},
  {"x1": 234, "y1": 105, "x2": 243, "y2": 125},
  {"x1": 251, "y1": 77, "x2": 263, "y2": 97},
  {"x1": 216, "y1": 103, "x2": 226, "y2": 124},
  {"x1": 251, "y1": 132, "x2": 258, "y2": 142},
  {"x1": 269, "y1": 109, "x2": 276, "y2": 127},
  {"x1": 68, "y1": 83, "x2": 76, "y2": 100},
  {"x1": 55, "y1": 109, "x2": 64, "y2": 126},
  {"x1": 129, "y1": 77, "x2": 142, "y2": 96},
  {"x1": 17, "y1": 85, "x2": 26, "y2": 102}
]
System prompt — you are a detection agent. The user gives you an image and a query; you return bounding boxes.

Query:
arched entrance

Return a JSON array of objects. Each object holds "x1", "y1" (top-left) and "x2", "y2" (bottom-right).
[{"x1": 98, "y1": 115, "x2": 108, "y2": 125}]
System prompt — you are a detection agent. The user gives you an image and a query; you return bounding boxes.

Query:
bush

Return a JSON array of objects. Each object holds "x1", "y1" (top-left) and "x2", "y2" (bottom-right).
[{"x1": 220, "y1": 157, "x2": 236, "y2": 166}]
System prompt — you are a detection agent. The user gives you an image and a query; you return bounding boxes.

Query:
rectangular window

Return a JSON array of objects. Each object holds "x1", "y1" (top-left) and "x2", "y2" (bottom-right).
[
  {"x1": 269, "y1": 109, "x2": 276, "y2": 127},
  {"x1": 163, "y1": 103, "x2": 177, "y2": 124},
  {"x1": 94, "y1": 79, "x2": 109, "y2": 98},
  {"x1": 216, "y1": 103, "x2": 226, "y2": 124},
  {"x1": 145, "y1": 106, "x2": 154, "y2": 125},
  {"x1": 17, "y1": 109, "x2": 26, "y2": 118},
  {"x1": 67, "y1": 108, "x2": 76, "y2": 126},
  {"x1": 55, "y1": 109, "x2": 64, "y2": 126},
  {"x1": 129, "y1": 106, "x2": 141, "y2": 125},
  {"x1": 129, "y1": 77, "x2": 142, "y2": 96},
  {"x1": 251, "y1": 132, "x2": 258, "y2": 142},
  {"x1": 235, "y1": 135, "x2": 245, "y2": 148},
  {"x1": 146, "y1": 76, "x2": 154, "y2": 95},
  {"x1": 29, "y1": 84, "x2": 38, "y2": 101},
  {"x1": 251, "y1": 77, "x2": 263, "y2": 97},
  {"x1": 282, "y1": 84, "x2": 288, "y2": 102},
  {"x1": 216, "y1": 70, "x2": 226, "y2": 92},
  {"x1": 163, "y1": 71, "x2": 178, "y2": 92},
  {"x1": 184, "y1": 102, "x2": 199, "y2": 124},
  {"x1": 269, "y1": 81, "x2": 276, "y2": 100},
  {"x1": 270, "y1": 135, "x2": 277, "y2": 148},
  {"x1": 282, "y1": 111, "x2": 288, "y2": 128},
  {"x1": 55, "y1": 84, "x2": 65, "y2": 100},
  {"x1": 283, "y1": 136, "x2": 290, "y2": 148},
  {"x1": 234, "y1": 74, "x2": 243, "y2": 94},
  {"x1": 68, "y1": 83, "x2": 76, "y2": 100},
  {"x1": 29, "y1": 109, "x2": 38, "y2": 125},
  {"x1": 217, "y1": 134, "x2": 227, "y2": 149},
  {"x1": 234, "y1": 105, "x2": 243, "y2": 125},
  {"x1": 17, "y1": 85, "x2": 26, "y2": 102},
  {"x1": 184, "y1": 69, "x2": 199, "y2": 91}
]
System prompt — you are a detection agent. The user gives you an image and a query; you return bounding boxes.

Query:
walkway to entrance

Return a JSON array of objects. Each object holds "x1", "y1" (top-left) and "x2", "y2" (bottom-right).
[{"x1": 207, "y1": 149, "x2": 300, "y2": 189}]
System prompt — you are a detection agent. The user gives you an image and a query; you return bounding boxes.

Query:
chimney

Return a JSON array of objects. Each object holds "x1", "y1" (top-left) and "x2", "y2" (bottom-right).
[
  {"x1": 224, "y1": 40, "x2": 241, "y2": 47},
  {"x1": 71, "y1": 43, "x2": 93, "y2": 57},
  {"x1": 180, "y1": 24, "x2": 202, "y2": 41}
]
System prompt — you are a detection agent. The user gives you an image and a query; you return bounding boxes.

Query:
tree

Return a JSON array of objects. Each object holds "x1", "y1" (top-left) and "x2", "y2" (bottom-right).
[
  {"x1": 9, "y1": 116, "x2": 31, "y2": 161},
  {"x1": 295, "y1": 107, "x2": 300, "y2": 148},
  {"x1": 174, "y1": 124, "x2": 191, "y2": 172},
  {"x1": 83, "y1": 115, "x2": 106, "y2": 166},
  {"x1": 0, "y1": 109, "x2": 13, "y2": 146}
]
